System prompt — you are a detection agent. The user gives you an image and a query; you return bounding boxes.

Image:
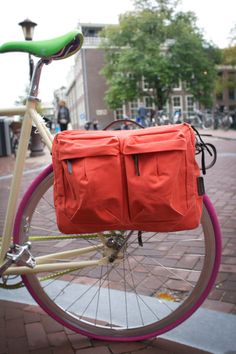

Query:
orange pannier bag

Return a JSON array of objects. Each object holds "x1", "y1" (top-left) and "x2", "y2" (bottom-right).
[{"x1": 52, "y1": 123, "x2": 203, "y2": 234}]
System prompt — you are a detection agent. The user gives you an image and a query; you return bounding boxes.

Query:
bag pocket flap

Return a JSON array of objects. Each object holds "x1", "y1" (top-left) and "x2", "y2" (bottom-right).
[
  {"x1": 123, "y1": 132, "x2": 187, "y2": 155},
  {"x1": 57, "y1": 136, "x2": 120, "y2": 160}
]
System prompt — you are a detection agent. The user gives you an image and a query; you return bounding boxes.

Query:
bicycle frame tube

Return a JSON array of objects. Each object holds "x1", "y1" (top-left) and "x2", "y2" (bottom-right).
[
  {"x1": 3, "y1": 244, "x2": 107, "y2": 276},
  {"x1": 0, "y1": 106, "x2": 26, "y2": 116},
  {"x1": 3, "y1": 259, "x2": 105, "y2": 275},
  {"x1": 0, "y1": 59, "x2": 54, "y2": 265},
  {"x1": 0, "y1": 102, "x2": 34, "y2": 263}
]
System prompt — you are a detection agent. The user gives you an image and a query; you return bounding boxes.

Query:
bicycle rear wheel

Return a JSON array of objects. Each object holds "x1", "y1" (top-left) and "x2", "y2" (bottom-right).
[
  {"x1": 13, "y1": 165, "x2": 221, "y2": 341},
  {"x1": 202, "y1": 115, "x2": 214, "y2": 129}
]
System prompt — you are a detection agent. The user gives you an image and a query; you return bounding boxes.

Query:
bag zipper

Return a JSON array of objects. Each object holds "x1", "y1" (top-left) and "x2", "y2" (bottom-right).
[
  {"x1": 67, "y1": 160, "x2": 73, "y2": 174},
  {"x1": 133, "y1": 154, "x2": 140, "y2": 176}
]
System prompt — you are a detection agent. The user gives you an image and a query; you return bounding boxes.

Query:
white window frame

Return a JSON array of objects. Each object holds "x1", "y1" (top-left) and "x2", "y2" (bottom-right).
[
  {"x1": 172, "y1": 79, "x2": 182, "y2": 91},
  {"x1": 129, "y1": 100, "x2": 139, "y2": 119},
  {"x1": 114, "y1": 108, "x2": 124, "y2": 120},
  {"x1": 142, "y1": 77, "x2": 153, "y2": 91},
  {"x1": 172, "y1": 95, "x2": 182, "y2": 111},
  {"x1": 186, "y1": 95, "x2": 195, "y2": 117},
  {"x1": 144, "y1": 96, "x2": 155, "y2": 109}
]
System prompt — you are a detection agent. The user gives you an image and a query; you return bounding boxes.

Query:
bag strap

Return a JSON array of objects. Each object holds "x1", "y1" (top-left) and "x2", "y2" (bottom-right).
[{"x1": 192, "y1": 126, "x2": 217, "y2": 174}]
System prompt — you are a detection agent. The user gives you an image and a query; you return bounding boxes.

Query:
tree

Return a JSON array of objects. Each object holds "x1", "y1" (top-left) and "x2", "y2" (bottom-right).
[
  {"x1": 222, "y1": 45, "x2": 236, "y2": 66},
  {"x1": 229, "y1": 23, "x2": 236, "y2": 46},
  {"x1": 100, "y1": 0, "x2": 221, "y2": 110},
  {"x1": 214, "y1": 44, "x2": 236, "y2": 101}
]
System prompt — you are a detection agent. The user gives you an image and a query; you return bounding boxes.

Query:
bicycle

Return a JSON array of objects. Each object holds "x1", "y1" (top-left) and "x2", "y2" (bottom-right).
[
  {"x1": 9, "y1": 121, "x2": 22, "y2": 157},
  {"x1": 185, "y1": 110, "x2": 214, "y2": 130},
  {"x1": 213, "y1": 111, "x2": 233, "y2": 131},
  {"x1": 0, "y1": 29, "x2": 221, "y2": 342}
]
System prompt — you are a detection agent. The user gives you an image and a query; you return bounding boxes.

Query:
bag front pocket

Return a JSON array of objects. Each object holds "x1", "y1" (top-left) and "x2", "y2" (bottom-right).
[
  {"x1": 123, "y1": 131, "x2": 188, "y2": 223},
  {"x1": 59, "y1": 136, "x2": 123, "y2": 225}
]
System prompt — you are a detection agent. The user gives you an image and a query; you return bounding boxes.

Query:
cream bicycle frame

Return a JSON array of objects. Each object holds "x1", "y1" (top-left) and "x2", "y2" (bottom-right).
[{"x1": 0, "y1": 64, "x2": 106, "y2": 278}]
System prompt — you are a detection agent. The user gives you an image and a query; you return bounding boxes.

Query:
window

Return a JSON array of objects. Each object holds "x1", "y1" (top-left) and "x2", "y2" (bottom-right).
[
  {"x1": 172, "y1": 96, "x2": 181, "y2": 108},
  {"x1": 114, "y1": 108, "x2": 124, "y2": 120},
  {"x1": 143, "y1": 78, "x2": 149, "y2": 90},
  {"x1": 228, "y1": 88, "x2": 235, "y2": 100},
  {"x1": 216, "y1": 92, "x2": 223, "y2": 100},
  {"x1": 172, "y1": 96, "x2": 182, "y2": 116},
  {"x1": 186, "y1": 96, "x2": 195, "y2": 117},
  {"x1": 172, "y1": 80, "x2": 181, "y2": 90},
  {"x1": 129, "y1": 100, "x2": 139, "y2": 119},
  {"x1": 144, "y1": 96, "x2": 155, "y2": 109},
  {"x1": 142, "y1": 77, "x2": 153, "y2": 91}
]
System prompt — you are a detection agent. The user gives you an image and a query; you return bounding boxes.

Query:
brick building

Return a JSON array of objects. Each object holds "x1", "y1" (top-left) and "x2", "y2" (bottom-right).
[
  {"x1": 66, "y1": 24, "x2": 114, "y2": 129},
  {"x1": 65, "y1": 24, "x2": 236, "y2": 129},
  {"x1": 215, "y1": 65, "x2": 236, "y2": 113}
]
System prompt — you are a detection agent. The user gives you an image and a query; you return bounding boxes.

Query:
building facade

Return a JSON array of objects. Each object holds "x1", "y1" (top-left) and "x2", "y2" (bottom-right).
[
  {"x1": 65, "y1": 24, "x2": 236, "y2": 129},
  {"x1": 66, "y1": 24, "x2": 114, "y2": 129},
  {"x1": 214, "y1": 65, "x2": 236, "y2": 113}
]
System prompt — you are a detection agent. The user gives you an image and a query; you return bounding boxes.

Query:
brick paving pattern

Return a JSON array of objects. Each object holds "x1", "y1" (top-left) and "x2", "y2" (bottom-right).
[
  {"x1": 0, "y1": 128, "x2": 236, "y2": 353},
  {"x1": 0, "y1": 300, "x2": 211, "y2": 354}
]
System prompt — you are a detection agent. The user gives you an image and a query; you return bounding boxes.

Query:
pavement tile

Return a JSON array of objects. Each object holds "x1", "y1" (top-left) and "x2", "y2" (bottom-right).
[
  {"x1": 128, "y1": 347, "x2": 170, "y2": 354},
  {"x1": 221, "y1": 291, "x2": 236, "y2": 304},
  {"x1": 208, "y1": 288, "x2": 225, "y2": 301},
  {"x1": 107, "y1": 341, "x2": 146, "y2": 353},
  {"x1": 0, "y1": 338, "x2": 7, "y2": 354},
  {"x1": 31, "y1": 349, "x2": 53, "y2": 354},
  {"x1": 47, "y1": 332, "x2": 68, "y2": 347},
  {"x1": 75, "y1": 346, "x2": 111, "y2": 354},
  {"x1": 7, "y1": 337, "x2": 29, "y2": 354},
  {"x1": 24, "y1": 311, "x2": 41, "y2": 324},
  {"x1": 220, "y1": 264, "x2": 236, "y2": 273},
  {"x1": 25, "y1": 322, "x2": 49, "y2": 349},
  {"x1": 202, "y1": 299, "x2": 235, "y2": 312},
  {"x1": 41, "y1": 316, "x2": 64, "y2": 334},
  {"x1": 52, "y1": 345, "x2": 74, "y2": 354},
  {"x1": 24, "y1": 305, "x2": 46, "y2": 315},
  {"x1": 5, "y1": 307, "x2": 24, "y2": 320},
  {"x1": 6, "y1": 317, "x2": 26, "y2": 338},
  {"x1": 153, "y1": 338, "x2": 211, "y2": 354},
  {"x1": 67, "y1": 333, "x2": 92, "y2": 350}
]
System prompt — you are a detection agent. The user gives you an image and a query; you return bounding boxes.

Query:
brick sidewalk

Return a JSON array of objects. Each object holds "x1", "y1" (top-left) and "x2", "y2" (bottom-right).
[
  {"x1": 0, "y1": 299, "x2": 212, "y2": 354},
  {"x1": 0, "y1": 128, "x2": 236, "y2": 353},
  {"x1": 200, "y1": 131, "x2": 236, "y2": 314}
]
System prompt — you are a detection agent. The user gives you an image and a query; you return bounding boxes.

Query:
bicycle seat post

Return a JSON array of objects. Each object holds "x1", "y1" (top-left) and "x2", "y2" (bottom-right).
[{"x1": 27, "y1": 58, "x2": 49, "y2": 102}]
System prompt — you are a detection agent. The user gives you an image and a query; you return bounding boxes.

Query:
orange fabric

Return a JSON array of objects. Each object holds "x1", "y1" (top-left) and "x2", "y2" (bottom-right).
[{"x1": 52, "y1": 123, "x2": 203, "y2": 234}]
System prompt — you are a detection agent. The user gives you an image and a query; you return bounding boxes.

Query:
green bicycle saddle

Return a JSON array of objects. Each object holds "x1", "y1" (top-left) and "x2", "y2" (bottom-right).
[{"x1": 0, "y1": 29, "x2": 83, "y2": 60}]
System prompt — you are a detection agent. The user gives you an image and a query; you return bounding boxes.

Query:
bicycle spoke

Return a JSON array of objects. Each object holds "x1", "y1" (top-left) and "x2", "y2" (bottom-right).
[
  {"x1": 94, "y1": 266, "x2": 103, "y2": 325},
  {"x1": 125, "y1": 253, "x2": 145, "y2": 326}
]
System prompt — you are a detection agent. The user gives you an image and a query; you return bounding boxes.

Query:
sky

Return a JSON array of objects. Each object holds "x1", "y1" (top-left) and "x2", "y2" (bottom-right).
[{"x1": 0, "y1": 0, "x2": 235, "y2": 107}]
